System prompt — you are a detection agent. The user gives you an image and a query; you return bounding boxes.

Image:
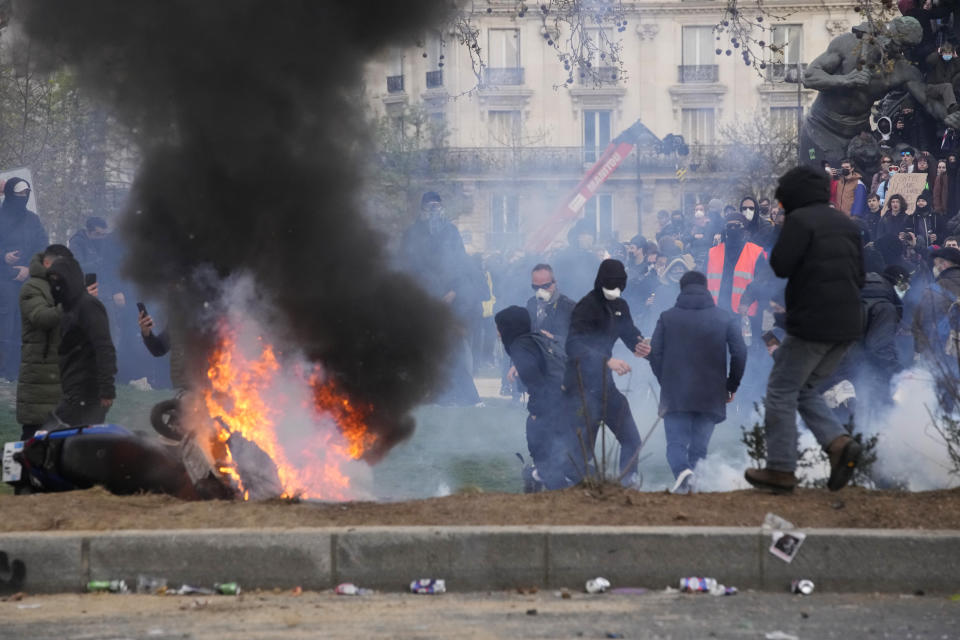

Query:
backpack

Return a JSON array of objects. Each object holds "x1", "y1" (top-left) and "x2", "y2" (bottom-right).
[{"x1": 529, "y1": 333, "x2": 567, "y2": 385}]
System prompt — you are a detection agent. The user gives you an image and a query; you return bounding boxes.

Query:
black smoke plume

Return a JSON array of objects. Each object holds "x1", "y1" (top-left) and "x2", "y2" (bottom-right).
[{"x1": 16, "y1": 0, "x2": 457, "y2": 459}]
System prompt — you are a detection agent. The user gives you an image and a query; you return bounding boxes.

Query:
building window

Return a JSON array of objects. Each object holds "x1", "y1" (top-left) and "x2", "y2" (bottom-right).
[
  {"x1": 682, "y1": 26, "x2": 715, "y2": 66},
  {"x1": 583, "y1": 109, "x2": 611, "y2": 163},
  {"x1": 679, "y1": 26, "x2": 719, "y2": 83},
  {"x1": 488, "y1": 110, "x2": 522, "y2": 145},
  {"x1": 387, "y1": 51, "x2": 404, "y2": 93},
  {"x1": 770, "y1": 25, "x2": 802, "y2": 64},
  {"x1": 770, "y1": 106, "x2": 801, "y2": 137},
  {"x1": 681, "y1": 108, "x2": 715, "y2": 145},
  {"x1": 583, "y1": 194, "x2": 613, "y2": 241},
  {"x1": 489, "y1": 29, "x2": 520, "y2": 68}
]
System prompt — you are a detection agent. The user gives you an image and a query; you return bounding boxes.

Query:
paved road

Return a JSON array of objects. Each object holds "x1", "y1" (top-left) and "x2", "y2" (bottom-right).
[{"x1": 0, "y1": 590, "x2": 956, "y2": 639}]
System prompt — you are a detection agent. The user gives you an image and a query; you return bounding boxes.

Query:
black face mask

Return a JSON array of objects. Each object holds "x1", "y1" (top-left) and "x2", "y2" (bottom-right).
[
  {"x1": 841, "y1": 168, "x2": 851, "y2": 176},
  {"x1": 49, "y1": 276, "x2": 66, "y2": 304},
  {"x1": 725, "y1": 226, "x2": 744, "y2": 245},
  {"x1": 759, "y1": 205, "x2": 769, "y2": 216}
]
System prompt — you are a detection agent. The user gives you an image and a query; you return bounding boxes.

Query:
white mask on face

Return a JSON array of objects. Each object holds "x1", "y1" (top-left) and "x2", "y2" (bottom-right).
[
  {"x1": 535, "y1": 287, "x2": 553, "y2": 302},
  {"x1": 694, "y1": 209, "x2": 705, "y2": 218},
  {"x1": 933, "y1": 265, "x2": 944, "y2": 278},
  {"x1": 895, "y1": 286, "x2": 909, "y2": 299},
  {"x1": 602, "y1": 287, "x2": 621, "y2": 301},
  {"x1": 741, "y1": 207, "x2": 755, "y2": 221}
]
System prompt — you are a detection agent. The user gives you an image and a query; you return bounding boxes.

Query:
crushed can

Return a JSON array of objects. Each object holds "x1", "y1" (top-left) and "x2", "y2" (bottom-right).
[
  {"x1": 679, "y1": 577, "x2": 718, "y2": 593},
  {"x1": 791, "y1": 579, "x2": 815, "y2": 595},
  {"x1": 410, "y1": 579, "x2": 446, "y2": 594},
  {"x1": 215, "y1": 582, "x2": 241, "y2": 595},
  {"x1": 585, "y1": 577, "x2": 611, "y2": 594},
  {"x1": 335, "y1": 582, "x2": 373, "y2": 595},
  {"x1": 87, "y1": 579, "x2": 128, "y2": 593}
]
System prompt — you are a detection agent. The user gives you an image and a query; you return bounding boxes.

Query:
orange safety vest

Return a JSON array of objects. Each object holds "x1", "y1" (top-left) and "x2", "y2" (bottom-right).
[{"x1": 706, "y1": 242, "x2": 766, "y2": 316}]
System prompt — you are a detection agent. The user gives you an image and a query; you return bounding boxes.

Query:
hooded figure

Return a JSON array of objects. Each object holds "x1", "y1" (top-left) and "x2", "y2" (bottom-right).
[
  {"x1": 0, "y1": 177, "x2": 49, "y2": 379},
  {"x1": 46, "y1": 256, "x2": 117, "y2": 426},
  {"x1": 563, "y1": 259, "x2": 650, "y2": 485},
  {"x1": 740, "y1": 195, "x2": 776, "y2": 249},
  {"x1": 495, "y1": 306, "x2": 572, "y2": 490},
  {"x1": 640, "y1": 253, "x2": 694, "y2": 336},
  {"x1": 648, "y1": 271, "x2": 747, "y2": 493},
  {"x1": 744, "y1": 166, "x2": 865, "y2": 495}
]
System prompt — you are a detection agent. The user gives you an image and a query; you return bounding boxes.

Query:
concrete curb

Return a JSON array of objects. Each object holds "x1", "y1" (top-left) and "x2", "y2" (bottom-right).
[{"x1": 0, "y1": 527, "x2": 956, "y2": 595}]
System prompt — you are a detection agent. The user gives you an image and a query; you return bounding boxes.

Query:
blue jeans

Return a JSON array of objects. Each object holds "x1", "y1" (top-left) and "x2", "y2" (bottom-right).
[
  {"x1": 764, "y1": 335, "x2": 852, "y2": 472},
  {"x1": 663, "y1": 412, "x2": 716, "y2": 479}
]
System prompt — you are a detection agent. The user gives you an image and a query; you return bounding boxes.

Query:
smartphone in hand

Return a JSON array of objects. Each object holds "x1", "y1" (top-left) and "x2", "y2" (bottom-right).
[{"x1": 84, "y1": 273, "x2": 97, "y2": 287}]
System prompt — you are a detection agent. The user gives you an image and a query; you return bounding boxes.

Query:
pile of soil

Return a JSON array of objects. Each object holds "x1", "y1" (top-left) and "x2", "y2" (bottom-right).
[{"x1": 1, "y1": 485, "x2": 958, "y2": 531}]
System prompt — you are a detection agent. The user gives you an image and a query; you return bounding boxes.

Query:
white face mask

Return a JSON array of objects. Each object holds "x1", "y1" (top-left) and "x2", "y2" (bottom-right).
[
  {"x1": 694, "y1": 209, "x2": 705, "y2": 218},
  {"x1": 933, "y1": 266, "x2": 943, "y2": 278},
  {"x1": 535, "y1": 287, "x2": 553, "y2": 302},
  {"x1": 602, "y1": 287, "x2": 621, "y2": 301},
  {"x1": 895, "y1": 286, "x2": 909, "y2": 299},
  {"x1": 741, "y1": 207, "x2": 755, "y2": 221}
]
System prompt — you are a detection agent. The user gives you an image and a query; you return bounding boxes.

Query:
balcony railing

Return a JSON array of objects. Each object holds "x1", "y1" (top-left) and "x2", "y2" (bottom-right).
[
  {"x1": 765, "y1": 62, "x2": 808, "y2": 83},
  {"x1": 426, "y1": 69, "x2": 443, "y2": 89},
  {"x1": 677, "y1": 65, "x2": 719, "y2": 83},
  {"x1": 387, "y1": 74, "x2": 405, "y2": 93},
  {"x1": 483, "y1": 67, "x2": 525, "y2": 86},
  {"x1": 377, "y1": 144, "x2": 786, "y2": 178}
]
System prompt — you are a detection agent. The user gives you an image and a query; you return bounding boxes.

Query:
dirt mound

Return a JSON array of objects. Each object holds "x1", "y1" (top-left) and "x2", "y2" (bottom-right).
[{"x1": 2, "y1": 485, "x2": 958, "y2": 531}]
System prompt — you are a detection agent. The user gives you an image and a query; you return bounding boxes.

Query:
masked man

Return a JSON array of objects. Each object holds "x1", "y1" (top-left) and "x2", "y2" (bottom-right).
[{"x1": 563, "y1": 259, "x2": 651, "y2": 486}]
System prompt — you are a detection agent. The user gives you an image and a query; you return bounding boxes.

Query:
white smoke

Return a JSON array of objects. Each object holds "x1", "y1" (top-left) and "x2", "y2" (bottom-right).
[{"x1": 870, "y1": 368, "x2": 958, "y2": 491}]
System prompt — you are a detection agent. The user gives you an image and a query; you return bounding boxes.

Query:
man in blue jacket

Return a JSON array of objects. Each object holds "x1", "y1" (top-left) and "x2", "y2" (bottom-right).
[{"x1": 648, "y1": 271, "x2": 747, "y2": 494}]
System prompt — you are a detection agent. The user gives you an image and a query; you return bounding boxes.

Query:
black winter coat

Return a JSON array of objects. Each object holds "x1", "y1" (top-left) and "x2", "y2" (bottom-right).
[
  {"x1": 47, "y1": 257, "x2": 117, "y2": 402},
  {"x1": 770, "y1": 202, "x2": 865, "y2": 342},
  {"x1": 647, "y1": 284, "x2": 746, "y2": 423},
  {"x1": 564, "y1": 288, "x2": 642, "y2": 395},
  {"x1": 526, "y1": 293, "x2": 576, "y2": 344}
]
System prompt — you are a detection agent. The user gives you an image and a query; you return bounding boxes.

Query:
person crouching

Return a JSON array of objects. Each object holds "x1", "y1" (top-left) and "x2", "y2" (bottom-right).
[
  {"x1": 648, "y1": 271, "x2": 747, "y2": 494},
  {"x1": 495, "y1": 306, "x2": 574, "y2": 490}
]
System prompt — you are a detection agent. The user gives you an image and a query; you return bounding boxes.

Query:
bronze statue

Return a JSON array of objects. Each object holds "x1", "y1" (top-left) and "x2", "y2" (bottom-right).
[{"x1": 801, "y1": 16, "x2": 960, "y2": 164}]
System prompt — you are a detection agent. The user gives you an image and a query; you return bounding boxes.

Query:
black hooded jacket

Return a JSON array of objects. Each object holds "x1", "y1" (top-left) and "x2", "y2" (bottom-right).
[
  {"x1": 772, "y1": 167, "x2": 865, "y2": 342},
  {"x1": 0, "y1": 178, "x2": 48, "y2": 282},
  {"x1": 563, "y1": 260, "x2": 642, "y2": 393},
  {"x1": 495, "y1": 306, "x2": 561, "y2": 417},
  {"x1": 47, "y1": 257, "x2": 117, "y2": 401},
  {"x1": 648, "y1": 283, "x2": 747, "y2": 423}
]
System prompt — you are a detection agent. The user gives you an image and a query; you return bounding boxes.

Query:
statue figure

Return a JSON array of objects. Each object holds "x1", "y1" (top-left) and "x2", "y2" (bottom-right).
[{"x1": 800, "y1": 16, "x2": 960, "y2": 165}]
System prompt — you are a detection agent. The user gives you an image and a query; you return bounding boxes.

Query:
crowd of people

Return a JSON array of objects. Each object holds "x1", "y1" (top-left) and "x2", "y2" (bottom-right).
[
  {"x1": 403, "y1": 153, "x2": 960, "y2": 493},
  {"x1": 5, "y1": 158, "x2": 960, "y2": 495},
  {"x1": 0, "y1": 176, "x2": 176, "y2": 440}
]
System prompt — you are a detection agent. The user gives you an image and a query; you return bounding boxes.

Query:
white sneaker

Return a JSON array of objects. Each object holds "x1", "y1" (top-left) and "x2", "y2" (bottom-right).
[{"x1": 671, "y1": 469, "x2": 694, "y2": 495}]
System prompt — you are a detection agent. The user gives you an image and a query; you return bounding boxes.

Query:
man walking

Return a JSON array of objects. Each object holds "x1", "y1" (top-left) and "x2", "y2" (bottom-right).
[
  {"x1": 564, "y1": 259, "x2": 651, "y2": 485},
  {"x1": 745, "y1": 166, "x2": 866, "y2": 493},
  {"x1": 648, "y1": 271, "x2": 747, "y2": 494}
]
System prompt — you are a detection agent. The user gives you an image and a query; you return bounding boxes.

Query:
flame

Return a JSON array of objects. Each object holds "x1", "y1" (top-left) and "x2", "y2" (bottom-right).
[{"x1": 202, "y1": 323, "x2": 376, "y2": 500}]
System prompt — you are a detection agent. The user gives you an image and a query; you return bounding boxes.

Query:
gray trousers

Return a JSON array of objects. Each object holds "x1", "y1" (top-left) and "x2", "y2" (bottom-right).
[{"x1": 764, "y1": 335, "x2": 853, "y2": 472}]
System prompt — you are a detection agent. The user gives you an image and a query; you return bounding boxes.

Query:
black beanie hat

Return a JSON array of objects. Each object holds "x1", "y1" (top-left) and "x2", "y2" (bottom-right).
[
  {"x1": 775, "y1": 166, "x2": 831, "y2": 213},
  {"x1": 594, "y1": 259, "x2": 628, "y2": 292},
  {"x1": 679, "y1": 270, "x2": 708, "y2": 289}
]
